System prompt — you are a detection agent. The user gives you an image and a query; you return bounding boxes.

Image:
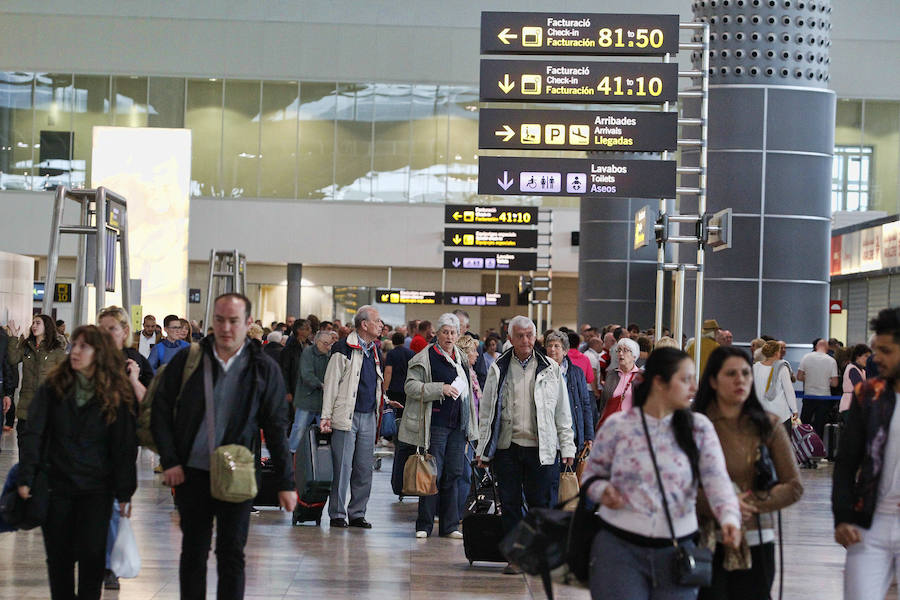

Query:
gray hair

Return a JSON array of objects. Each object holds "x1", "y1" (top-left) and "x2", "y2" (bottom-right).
[
  {"x1": 451, "y1": 309, "x2": 470, "y2": 326},
  {"x1": 508, "y1": 315, "x2": 536, "y2": 335},
  {"x1": 266, "y1": 331, "x2": 284, "y2": 344},
  {"x1": 436, "y1": 313, "x2": 461, "y2": 334},
  {"x1": 614, "y1": 337, "x2": 640, "y2": 358},
  {"x1": 314, "y1": 330, "x2": 333, "y2": 345},
  {"x1": 354, "y1": 305, "x2": 376, "y2": 329},
  {"x1": 544, "y1": 329, "x2": 569, "y2": 351}
]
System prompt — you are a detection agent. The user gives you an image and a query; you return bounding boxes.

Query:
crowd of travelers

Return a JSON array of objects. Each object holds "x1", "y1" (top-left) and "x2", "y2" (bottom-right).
[{"x1": 0, "y1": 299, "x2": 897, "y2": 600}]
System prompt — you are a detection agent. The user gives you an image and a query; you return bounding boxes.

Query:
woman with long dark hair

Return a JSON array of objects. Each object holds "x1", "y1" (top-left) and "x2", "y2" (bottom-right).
[
  {"x1": 6, "y1": 314, "x2": 67, "y2": 446},
  {"x1": 694, "y1": 346, "x2": 803, "y2": 600},
  {"x1": 17, "y1": 325, "x2": 138, "y2": 600},
  {"x1": 583, "y1": 347, "x2": 741, "y2": 599}
]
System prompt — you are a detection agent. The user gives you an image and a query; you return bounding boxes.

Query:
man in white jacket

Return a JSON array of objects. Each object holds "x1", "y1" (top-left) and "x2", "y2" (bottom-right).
[{"x1": 476, "y1": 315, "x2": 575, "y2": 574}]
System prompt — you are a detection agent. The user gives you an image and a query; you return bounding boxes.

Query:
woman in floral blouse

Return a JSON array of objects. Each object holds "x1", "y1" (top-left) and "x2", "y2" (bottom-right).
[{"x1": 582, "y1": 347, "x2": 741, "y2": 599}]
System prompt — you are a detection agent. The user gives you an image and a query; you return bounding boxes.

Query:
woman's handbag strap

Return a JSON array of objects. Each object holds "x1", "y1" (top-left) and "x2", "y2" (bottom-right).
[{"x1": 639, "y1": 407, "x2": 679, "y2": 546}]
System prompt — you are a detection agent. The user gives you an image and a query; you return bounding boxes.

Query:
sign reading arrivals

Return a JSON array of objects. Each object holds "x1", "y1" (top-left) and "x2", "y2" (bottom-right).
[
  {"x1": 479, "y1": 108, "x2": 678, "y2": 152},
  {"x1": 444, "y1": 251, "x2": 538, "y2": 271},
  {"x1": 375, "y1": 289, "x2": 511, "y2": 307},
  {"x1": 481, "y1": 12, "x2": 680, "y2": 56},
  {"x1": 478, "y1": 156, "x2": 676, "y2": 199},
  {"x1": 480, "y1": 59, "x2": 678, "y2": 104},
  {"x1": 444, "y1": 204, "x2": 538, "y2": 225},
  {"x1": 444, "y1": 227, "x2": 538, "y2": 249}
]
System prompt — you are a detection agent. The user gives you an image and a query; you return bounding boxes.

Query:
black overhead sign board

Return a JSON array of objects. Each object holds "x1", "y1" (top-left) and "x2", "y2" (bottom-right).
[
  {"x1": 444, "y1": 204, "x2": 538, "y2": 225},
  {"x1": 478, "y1": 156, "x2": 676, "y2": 199},
  {"x1": 444, "y1": 227, "x2": 538, "y2": 249},
  {"x1": 375, "y1": 289, "x2": 511, "y2": 307},
  {"x1": 480, "y1": 12, "x2": 680, "y2": 56},
  {"x1": 479, "y1": 59, "x2": 678, "y2": 104},
  {"x1": 443, "y1": 251, "x2": 538, "y2": 271},
  {"x1": 478, "y1": 108, "x2": 678, "y2": 152}
]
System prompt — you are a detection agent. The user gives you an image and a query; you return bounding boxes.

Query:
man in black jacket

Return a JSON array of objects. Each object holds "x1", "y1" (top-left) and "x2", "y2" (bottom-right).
[
  {"x1": 280, "y1": 319, "x2": 311, "y2": 403},
  {"x1": 151, "y1": 293, "x2": 296, "y2": 600}
]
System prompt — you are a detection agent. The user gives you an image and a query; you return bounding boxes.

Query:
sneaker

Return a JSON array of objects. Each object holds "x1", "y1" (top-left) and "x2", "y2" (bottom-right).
[
  {"x1": 415, "y1": 530, "x2": 428, "y2": 539},
  {"x1": 250, "y1": 506, "x2": 260, "y2": 514},
  {"x1": 503, "y1": 563, "x2": 522, "y2": 575},
  {"x1": 103, "y1": 570, "x2": 120, "y2": 590},
  {"x1": 445, "y1": 530, "x2": 464, "y2": 540}
]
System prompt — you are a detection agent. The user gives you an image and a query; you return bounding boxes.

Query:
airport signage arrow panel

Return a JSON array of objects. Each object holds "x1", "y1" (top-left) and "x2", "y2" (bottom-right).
[
  {"x1": 480, "y1": 59, "x2": 678, "y2": 104},
  {"x1": 375, "y1": 289, "x2": 440, "y2": 305},
  {"x1": 444, "y1": 227, "x2": 538, "y2": 249},
  {"x1": 444, "y1": 251, "x2": 538, "y2": 271},
  {"x1": 444, "y1": 204, "x2": 538, "y2": 225},
  {"x1": 481, "y1": 12, "x2": 680, "y2": 56},
  {"x1": 478, "y1": 156, "x2": 676, "y2": 199},
  {"x1": 444, "y1": 292, "x2": 511, "y2": 307},
  {"x1": 375, "y1": 290, "x2": 512, "y2": 307},
  {"x1": 479, "y1": 108, "x2": 677, "y2": 152}
]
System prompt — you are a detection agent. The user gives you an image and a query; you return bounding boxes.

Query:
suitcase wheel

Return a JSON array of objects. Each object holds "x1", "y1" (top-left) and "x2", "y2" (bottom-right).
[
  {"x1": 374, "y1": 458, "x2": 382, "y2": 471},
  {"x1": 468, "y1": 560, "x2": 473, "y2": 566},
  {"x1": 316, "y1": 519, "x2": 321, "y2": 526}
]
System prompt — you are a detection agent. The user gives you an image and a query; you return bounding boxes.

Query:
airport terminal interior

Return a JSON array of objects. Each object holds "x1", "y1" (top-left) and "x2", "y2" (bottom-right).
[{"x1": 2, "y1": 0, "x2": 900, "y2": 598}]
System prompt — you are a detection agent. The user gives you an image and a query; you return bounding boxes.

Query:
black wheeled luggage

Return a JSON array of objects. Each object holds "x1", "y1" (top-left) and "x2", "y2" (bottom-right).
[
  {"x1": 253, "y1": 456, "x2": 280, "y2": 506},
  {"x1": 391, "y1": 440, "x2": 416, "y2": 500},
  {"x1": 825, "y1": 422, "x2": 843, "y2": 461},
  {"x1": 462, "y1": 464, "x2": 506, "y2": 565},
  {"x1": 292, "y1": 424, "x2": 333, "y2": 526}
]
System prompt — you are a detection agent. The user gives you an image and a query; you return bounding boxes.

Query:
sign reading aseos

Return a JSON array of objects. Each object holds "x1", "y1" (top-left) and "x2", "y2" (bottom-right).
[
  {"x1": 444, "y1": 251, "x2": 538, "y2": 271},
  {"x1": 478, "y1": 156, "x2": 676, "y2": 199},
  {"x1": 481, "y1": 12, "x2": 680, "y2": 56},
  {"x1": 480, "y1": 59, "x2": 678, "y2": 104},
  {"x1": 444, "y1": 204, "x2": 538, "y2": 225},
  {"x1": 479, "y1": 108, "x2": 678, "y2": 152},
  {"x1": 444, "y1": 227, "x2": 538, "y2": 249}
]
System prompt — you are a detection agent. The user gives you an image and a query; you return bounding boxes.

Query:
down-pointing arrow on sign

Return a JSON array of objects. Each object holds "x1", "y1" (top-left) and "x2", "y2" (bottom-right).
[{"x1": 498, "y1": 171, "x2": 514, "y2": 190}]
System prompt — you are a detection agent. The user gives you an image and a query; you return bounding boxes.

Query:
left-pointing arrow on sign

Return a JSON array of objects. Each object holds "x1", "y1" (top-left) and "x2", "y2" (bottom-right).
[
  {"x1": 452, "y1": 211, "x2": 462, "y2": 220},
  {"x1": 497, "y1": 28, "x2": 518, "y2": 45},
  {"x1": 494, "y1": 125, "x2": 515, "y2": 142},
  {"x1": 498, "y1": 171, "x2": 514, "y2": 190},
  {"x1": 498, "y1": 74, "x2": 515, "y2": 94}
]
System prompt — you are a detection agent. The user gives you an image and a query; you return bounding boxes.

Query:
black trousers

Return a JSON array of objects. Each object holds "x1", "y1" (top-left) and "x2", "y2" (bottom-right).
[
  {"x1": 799, "y1": 397, "x2": 836, "y2": 438},
  {"x1": 4, "y1": 398, "x2": 14, "y2": 427},
  {"x1": 699, "y1": 542, "x2": 776, "y2": 600},
  {"x1": 175, "y1": 467, "x2": 252, "y2": 600},
  {"x1": 42, "y1": 492, "x2": 113, "y2": 600}
]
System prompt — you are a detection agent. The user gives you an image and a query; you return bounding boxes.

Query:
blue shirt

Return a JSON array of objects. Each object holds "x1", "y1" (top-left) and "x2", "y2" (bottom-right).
[
  {"x1": 428, "y1": 346, "x2": 462, "y2": 430},
  {"x1": 149, "y1": 338, "x2": 190, "y2": 372},
  {"x1": 355, "y1": 349, "x2": 378, "y2": 413},
  {"x1": 385, "y1": 346, "x2": 415, "y2": 393}
]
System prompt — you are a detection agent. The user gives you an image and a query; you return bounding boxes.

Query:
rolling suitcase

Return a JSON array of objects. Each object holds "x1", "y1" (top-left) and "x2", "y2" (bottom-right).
[
  {"x1": 462, "y1": 465, "x2": 506, "y2": 565},
  {"x1": 391, "y1": 440, "x2": 416, "y2": 500},
  {"x1": 253, "y1": 456, "x2": 280, "y2": 506},
  {"x1": 824, "y1": 422, "x2": 843, "y2": 461},
  {"x1": 292, "y1": 424, "x2": 333, "y2": 526}
]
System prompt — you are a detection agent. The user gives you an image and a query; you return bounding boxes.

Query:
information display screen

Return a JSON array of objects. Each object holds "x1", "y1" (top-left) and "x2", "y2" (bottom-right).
[{"x1": 375, "y1": 290, "x2": 511, "y2": 306}]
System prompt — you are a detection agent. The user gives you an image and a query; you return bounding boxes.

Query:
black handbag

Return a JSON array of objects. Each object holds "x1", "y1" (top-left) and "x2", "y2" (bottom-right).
[
  {"x1": 0, "y1": 463, "x2": 49, "y2": 530},
  {"x1": 565, "y1": 475, "x2": 602, "y2": 583},
  {"x1": 639, "y1": 407, "x2": 713, "y2": 587},
  {"x1": 754, "y1": 442, "x2": 779, "y2": 492}
]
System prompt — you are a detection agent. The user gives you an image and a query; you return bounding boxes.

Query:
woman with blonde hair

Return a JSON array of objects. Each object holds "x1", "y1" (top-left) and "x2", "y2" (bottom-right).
[{"x1": 752, "y1": 340, "x2": 798, "y2": 434}]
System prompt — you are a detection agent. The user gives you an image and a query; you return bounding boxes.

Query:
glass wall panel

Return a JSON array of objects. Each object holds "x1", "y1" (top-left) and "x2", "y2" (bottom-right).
[
  {"x1": 112, "y1": 76, "x2": 149, "y2": 128},
  {"x1": 298, "y1": 82, "x2": 336, "y2": 200},
  {"x1": 863, "y1": 101, "x2": 900, "y2": 214},
  {"x1": 33, "y1": 73, "x2": 74, "y2": 190},
  {"x1": 0, "y1": 72, "x2": 35, "y2": 190},
  {"x1": 409, "y1": 84, "x2": 448, "y2": 203},
  {"x1": 334, "y1": 83, "x2": 374, "y2": 201},
  {"x1": 222, "y1": 80, "x2": 260, "y2": 198},
  {"x1": 372, "y1": 83, "x2": 412, "y2": 203},
  {"x1": 260, "y1": 81, "x2": 299, "y2": 198},
  {"x1": 446, "y1": 86, "x2": 479, "y2": 204},
  {"x1": 148, "y1": 77, "x2": 185, "y2": 128},
  {"x1": 185, "y1": 78, "x2": 223, "y2": 197},
  {"x1": 72, "y1": 75, "x2": 111, "y2": 187}
]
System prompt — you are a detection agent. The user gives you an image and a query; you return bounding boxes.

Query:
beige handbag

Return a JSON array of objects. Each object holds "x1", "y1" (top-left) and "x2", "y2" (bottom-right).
[
  {"x1": 402, "y1": 383, "x2": 438, "y2": 496},
  {"x1": 559, "y1": 464, "x2": 580, "y2": 511}
]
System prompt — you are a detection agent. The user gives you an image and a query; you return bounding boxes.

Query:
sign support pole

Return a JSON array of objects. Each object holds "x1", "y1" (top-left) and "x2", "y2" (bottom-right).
[{"x1": 692, "y1": 22, "x2": 710, "y2": 376}]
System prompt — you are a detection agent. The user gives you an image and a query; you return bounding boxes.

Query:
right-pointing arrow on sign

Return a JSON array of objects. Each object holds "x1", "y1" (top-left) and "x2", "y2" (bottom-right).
[
  {"x1": 494, "y1": 125, "x2": 515, "y2": 142},
  {"x1": 498, "y1": 171, "x2": 514, "y2": 190}
]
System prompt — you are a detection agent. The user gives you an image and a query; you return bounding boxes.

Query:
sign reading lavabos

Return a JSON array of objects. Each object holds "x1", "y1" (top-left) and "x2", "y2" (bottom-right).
[
  {"x1": 444, "y1": 204, "x2": 538, "y2": 225},
  {"x1": 480, "y1": 12, "x2": 680, "y2": 56},
  {"x1": 480, "y1": 59, "x2": 678, "y2": 104},
  {"x1": 444, "y1": 227, "x2": 538, "y2": 249},
  {"x1": 444, "y1": 251, "x2": 538, "y2": 271},
  {"x1": 479, "y1": 108, "x2": 678, "y2": 152},
  {"x1": 478, "y1": 156, "x2": 676, "y2": 199}
]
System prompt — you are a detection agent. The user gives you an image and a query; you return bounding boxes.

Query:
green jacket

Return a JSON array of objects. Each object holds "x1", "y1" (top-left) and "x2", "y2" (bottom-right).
[
  {"x1": 7, "y1": 335, "x2": 68, "y2": 419},
  {"x1": 399, "y1": 344, "x2": 478, "y2": 450},
  {"x1": 294, "y1": 344, "x2": 329, "y2": 412}
]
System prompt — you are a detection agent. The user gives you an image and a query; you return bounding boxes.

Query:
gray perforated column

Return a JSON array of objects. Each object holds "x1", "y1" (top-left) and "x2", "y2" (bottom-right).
[{"x1": 682, "y1": 0, "x2": 835, "y2": 352}]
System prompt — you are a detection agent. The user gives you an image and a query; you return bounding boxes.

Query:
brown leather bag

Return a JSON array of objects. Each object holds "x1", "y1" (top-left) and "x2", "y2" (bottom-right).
[
  {"x1": 574, "y1": 444, "x2": 591, "y2": 480},
  {"x1": 401, "y1": 383, "x2": 438, "y2": 496}
]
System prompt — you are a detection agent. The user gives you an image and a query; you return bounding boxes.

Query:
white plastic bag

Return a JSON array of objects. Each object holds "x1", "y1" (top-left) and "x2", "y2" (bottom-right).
[{"x1": 109, "y1": 516, "x2": 141, "y2": 578}]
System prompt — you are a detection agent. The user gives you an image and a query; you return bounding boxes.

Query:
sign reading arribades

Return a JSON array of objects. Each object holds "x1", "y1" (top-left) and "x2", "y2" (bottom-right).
[
  {"x1": 478, "y1": 156, "x2": 676, "y2": 199},
  {"x1": 481, "y1": 12, "x2": 680, "y2": 56},
  {"x1": 479, "y1": 108, "x2": 677, "y2": 152},
  {"x1": 480, "y1": 59, "x2": 678, "y2": 104}
]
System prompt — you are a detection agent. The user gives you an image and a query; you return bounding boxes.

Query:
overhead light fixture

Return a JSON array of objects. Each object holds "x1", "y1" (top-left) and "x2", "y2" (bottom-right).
[{"x1": 208, "y1": 78, "x2": 218, "y2": 82}]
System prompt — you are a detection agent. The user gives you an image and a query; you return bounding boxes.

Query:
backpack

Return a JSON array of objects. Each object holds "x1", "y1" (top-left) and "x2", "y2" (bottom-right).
[{"x1": 137, "y1": 343, "x2": 203, "y2": 452}]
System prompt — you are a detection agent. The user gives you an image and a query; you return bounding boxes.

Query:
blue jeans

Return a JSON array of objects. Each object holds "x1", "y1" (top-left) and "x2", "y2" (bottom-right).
[
  {"x1": 288, "y1": 408, "x2": 319, "y2": 453},
  {"x1": 105, "y1": 499, "x2": 120, "y2": 570},
  {"x1": 491, "y1": 443, "x2": 559, "y2": 534},
  {"x1": 416, "y1": 426, "x2": 466, "y2": 536}
]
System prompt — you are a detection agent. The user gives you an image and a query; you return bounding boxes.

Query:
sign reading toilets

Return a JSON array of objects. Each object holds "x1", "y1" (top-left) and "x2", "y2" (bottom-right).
[{"x1": 91, "y1": 127, "x2": 192, "y2": 320}]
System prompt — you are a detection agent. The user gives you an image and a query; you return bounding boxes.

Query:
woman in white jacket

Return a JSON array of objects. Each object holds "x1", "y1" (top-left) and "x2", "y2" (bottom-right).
[{"x1": 751, "y1": 340, "x2": 798, "y2": 435}]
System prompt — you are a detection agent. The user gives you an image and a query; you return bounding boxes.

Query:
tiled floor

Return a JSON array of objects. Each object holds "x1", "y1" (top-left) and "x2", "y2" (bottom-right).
[{"x1": 0, "y1": 430, "x2": 884, "y2": 599}]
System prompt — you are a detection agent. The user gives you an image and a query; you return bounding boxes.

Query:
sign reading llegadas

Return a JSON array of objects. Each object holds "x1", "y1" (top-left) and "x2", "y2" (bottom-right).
[
  {"x1": 479, "y1": 108, "x2": 678, "y2": 152},
  {"x1": 478, "y1": 156, "x2": 676, "y2": 199},
  {"x1": 481, "y1": 12, "x2": 680, "y2": 56},
  {"x1": 480, "y1": 59, "x2": 678, "y2": 104}
]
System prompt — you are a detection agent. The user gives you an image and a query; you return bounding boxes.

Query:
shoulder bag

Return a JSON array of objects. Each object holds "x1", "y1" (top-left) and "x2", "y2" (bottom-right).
[
  {"x1": 639, "y1": 407, "x2": 713, "y2": 587},
  {"x1": 402, "y1": 382, "x2": 438, "y2": 496},
  {"x1": 203, "y1": 354, "x2": 258, "y2": 503}
]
